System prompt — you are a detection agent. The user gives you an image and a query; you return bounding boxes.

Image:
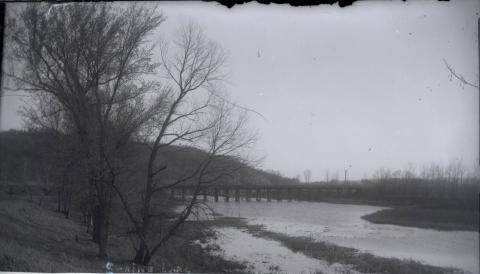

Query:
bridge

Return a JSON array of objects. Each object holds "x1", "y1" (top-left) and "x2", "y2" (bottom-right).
[{"x1": 170, "y1": 184, "x2": 362, "y2": 202}]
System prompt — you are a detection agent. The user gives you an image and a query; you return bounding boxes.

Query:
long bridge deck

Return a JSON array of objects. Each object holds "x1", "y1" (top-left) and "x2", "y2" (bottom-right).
[{"x1": 171, "y1": 184, "x2": 362, "y2": 202}]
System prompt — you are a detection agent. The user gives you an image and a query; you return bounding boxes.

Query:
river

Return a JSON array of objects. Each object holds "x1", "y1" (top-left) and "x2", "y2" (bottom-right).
[{"x1": 196, "y1": 199, "x2": 478, "y2": 274}]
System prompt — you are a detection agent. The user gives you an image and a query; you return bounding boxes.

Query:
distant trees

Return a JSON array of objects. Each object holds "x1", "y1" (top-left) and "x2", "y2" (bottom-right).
[
  {"x1": 332, "y1": 171, "x2": 340, "y2": 182},
  {"x1": 294, "y1": 174, "x2": 301, "y2": 183},
  {"x1": 372, "y1": 167, "x2": 392, "y2": 181}
]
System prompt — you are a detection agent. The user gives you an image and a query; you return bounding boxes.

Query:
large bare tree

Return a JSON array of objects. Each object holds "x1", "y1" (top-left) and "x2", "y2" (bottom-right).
[
  {"x1": 6, "y1": 3, "x2": 165, "y2": 258},
  {"x1": 110, "y1": 22, "x2": 257, "y2": 265}
]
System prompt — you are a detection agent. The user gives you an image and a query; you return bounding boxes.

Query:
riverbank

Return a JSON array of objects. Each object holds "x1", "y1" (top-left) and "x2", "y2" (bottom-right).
[
  {"x1": 201, "y1": 217, "x2": 467, "y2": 274},
  {"x1": 292, "y1": 197, "x2": 478, "y2": 232},
  {"x1": 361, "y1": 207, "x2": 478, "y2": 231},
  {"x1": 0, "y1": 195, "x2": 247, "y2": 273},
  {"x1": 1, "y1": 193, "x2": 475, "y2": 273}
]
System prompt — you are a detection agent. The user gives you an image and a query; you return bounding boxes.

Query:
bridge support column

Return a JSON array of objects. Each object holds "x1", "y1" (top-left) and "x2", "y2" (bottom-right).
[
  {"x1": 276, "y1": 189, "x2": 282, "y2": 201},
  {"x1": 319, "y1": 189, "x2": 325, "y2": 200},
  {"x1": 225, "y1": 188, "x2": 229, "y2": 202},
  {"x1": 235, "y1": 188, "x2": 240, "y2": 202},
  {"x1": 256, "y1": 188, "x2": 260, "y2": 201},
  {"x1": 246, "y1": 189, "x2": 250, "y2": 202},
  {"x1": 287, "y1": 188, "x2": 292, "y2": 202},
  {"x1": 267, "y1": 188, "x2": 271, "y2": 202},
  {"x1": 181, "y1": 187, "x2": 185, "y2": 202},
  {"x1": 214, "y1": 188, "x2": 218, "y2": 202},
  {"x1": 203, "y1": 190, "x2": 207, "y2": 202}
]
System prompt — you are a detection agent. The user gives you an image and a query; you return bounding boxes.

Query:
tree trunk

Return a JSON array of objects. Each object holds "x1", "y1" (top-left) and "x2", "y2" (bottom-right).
[
  {"x1": 92, "y1": 205, "x2": 101, "y2": 243},
  {"x1": 57, "y1": 190, "x2": 61, "y2": 212},
  {"x1": 141, "y1": 251, "x2": 152, "y2": 266},
  {"x1": 93, "y1": 205, "x2": 109, "y2": 259},
  {"x1": 134, "y1": 242, "x2": 147, "y2": 265}
]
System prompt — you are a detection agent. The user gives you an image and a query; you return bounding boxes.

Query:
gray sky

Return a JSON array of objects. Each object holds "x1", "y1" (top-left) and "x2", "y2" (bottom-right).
[{"x1": 1, "y1": 0, "x2": 479, "y2": 180}]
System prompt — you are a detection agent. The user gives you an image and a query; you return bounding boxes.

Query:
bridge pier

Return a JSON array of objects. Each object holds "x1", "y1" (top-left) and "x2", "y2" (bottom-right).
[
  {"x1": 235, "y1": 188, "x2": 240, "y2": 202},
  {"x1": 170, "y1": 185, "x2": 360, "y2": 203},
  {"x1": 225, "y1": 188, "x2": 230, "y2": 202},
  {"x1": 297, "y1": 188, "x2": 303, "y2": 201}
]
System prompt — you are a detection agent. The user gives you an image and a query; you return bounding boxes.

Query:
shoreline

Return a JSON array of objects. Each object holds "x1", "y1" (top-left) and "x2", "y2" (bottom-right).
[
  {"x1": 0, "y1": 194, "x2": 475, "y2": 273},
  {"x1": 360, "y1": 207, "x2": 478, "y2": 232},
  {"x1": 199, "y1": 197, "x2": 478, "y2": 232},
  {"x1": 283, "y1": 198, "x2": 478, "y2": 232},
  {"x1": 198, "y1": 216, "x2": 468, "y2": 274}
]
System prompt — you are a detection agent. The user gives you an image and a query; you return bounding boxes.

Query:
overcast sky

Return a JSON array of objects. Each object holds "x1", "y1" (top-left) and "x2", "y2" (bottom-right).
[{"x1": 1, "y1": 0, "x2": 479, "y2": 181}]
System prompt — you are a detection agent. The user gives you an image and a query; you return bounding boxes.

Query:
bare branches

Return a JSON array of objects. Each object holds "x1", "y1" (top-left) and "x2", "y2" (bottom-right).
[
  {"x1": 159, "y1": 21, "x2": 227, "y2": 96},
  {"x1": 8, "y1": 3, "x2": 168, "y2": 259},
  {"x1": 118, "y1": 21, "x2": 259, "y2": 265},
  {"x1": 443, "y1": 58, "x2": 479, "y2": 89}
]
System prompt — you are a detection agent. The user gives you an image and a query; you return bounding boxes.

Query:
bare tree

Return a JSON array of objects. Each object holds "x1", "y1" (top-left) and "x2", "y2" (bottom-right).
[
  {"x1": 402, "y1": 162, "x2": 416, "y2": 181},
  {"x1": 372, "y1": 167, "x2": 392, "y2": 181},
  {"x1": 332, "y1": 170, "x2": 340, "y2": 182},
  {"x1": 443, "y1": 59, "x2": 479, "y2": 89},
  {"x1": 109, "y1": 22, "x2": 257, "y2": 265},
  {"x1": 7, "y1": 3, "x2": 165, "y2": 258},
  {"x1": 303, "y1": 169, "x2": 312, "y2": 183},
  {"x1": 294, "y1": 174, "x2": 301, "y2": 183}
]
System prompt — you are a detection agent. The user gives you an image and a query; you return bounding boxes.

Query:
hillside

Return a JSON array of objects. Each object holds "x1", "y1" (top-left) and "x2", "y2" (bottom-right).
[{"x1": 0, "y1": 129, "x2": 299, "y2": 191}]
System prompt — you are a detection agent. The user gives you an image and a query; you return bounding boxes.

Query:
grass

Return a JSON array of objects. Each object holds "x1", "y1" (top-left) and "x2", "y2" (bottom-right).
[
  {"x1": 0, "y1": 195, "x2": 108, "y2": 272},
  {"x1": 147, "y1": 221, "x2": 248, "y2": 273},
  {"x1": 361, "y1": 207, "x2": 479, "y2": 231},
  {"x1": 0, "y1": 194, "x2": 248, "y2": 273},
  {"x1": 201, "y1": 217, "x2": 467, "y2": 274}
]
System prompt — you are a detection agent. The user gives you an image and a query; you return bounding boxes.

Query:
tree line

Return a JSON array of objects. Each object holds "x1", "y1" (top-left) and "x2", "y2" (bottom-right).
[{"x1": 311, "y1": 162, "x2": 480, "y2": 210}]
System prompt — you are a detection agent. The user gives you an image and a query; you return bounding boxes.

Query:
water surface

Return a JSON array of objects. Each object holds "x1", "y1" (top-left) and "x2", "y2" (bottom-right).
[
  {"x1": 197, "y1": 226, "x2": 359, "y2": 274},
  {"x1": 205, "y1": 200, "x2": 478, "y2": 274}
]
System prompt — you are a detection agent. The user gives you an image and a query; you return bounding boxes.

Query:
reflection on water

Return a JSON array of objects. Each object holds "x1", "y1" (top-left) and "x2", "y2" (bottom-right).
[{"x1": 205, "y1": 200, "x2": 478, "y2": 274}]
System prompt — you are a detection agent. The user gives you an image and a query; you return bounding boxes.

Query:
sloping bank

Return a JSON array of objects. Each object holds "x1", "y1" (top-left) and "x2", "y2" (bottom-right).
[
  {"x1": 199, "y1": 217, "x2": 467, "y2": 274},
  {"x1": 361, "y1": 207, "x2": 478, "y2": 231},
  {"x1": 0, "y1": 196, "x2": 248, "y2": 273}
]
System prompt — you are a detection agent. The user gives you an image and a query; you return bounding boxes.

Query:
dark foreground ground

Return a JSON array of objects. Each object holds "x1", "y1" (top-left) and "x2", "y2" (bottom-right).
[
  {"x1": 0, "y1": 194, "x2": 246, "y2": 273},
  {"x1": 0, "y1": 193, "x2": 475, "y2": 273}
]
